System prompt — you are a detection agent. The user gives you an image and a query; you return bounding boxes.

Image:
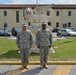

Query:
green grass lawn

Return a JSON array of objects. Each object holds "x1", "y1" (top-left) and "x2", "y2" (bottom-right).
[
  {"x1": 0, "y1": 37, "x2": 20, "y2": 61},
  {"x1": 0, "y1": 37, "x2": 76, "y2": 61},
  {"x1": 50, "y1": 37, "x2": 76, "y2": 61}
]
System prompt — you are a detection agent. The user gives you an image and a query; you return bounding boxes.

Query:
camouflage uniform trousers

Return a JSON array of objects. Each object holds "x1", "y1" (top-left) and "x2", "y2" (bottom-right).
[
  {"x1": 20, "y1": 47, "x2": 30, "y2": 64},
  {"x1": 39, "y1": 46, "x2": 49, "y2": 63}
]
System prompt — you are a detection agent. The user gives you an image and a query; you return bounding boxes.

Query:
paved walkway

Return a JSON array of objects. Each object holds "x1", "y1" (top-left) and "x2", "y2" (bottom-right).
[{"x1": 0, "y1": 65, "x2": 76, "y2": 75}]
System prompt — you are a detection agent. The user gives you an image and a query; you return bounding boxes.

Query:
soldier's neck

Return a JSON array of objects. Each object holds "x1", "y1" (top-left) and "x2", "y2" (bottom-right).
[
  {"x1": 42, "y1": 28, "x2": 46, "y2": 30},
  {"x1": 22, "y1": 29, "x2": 27, "y2": 31}
]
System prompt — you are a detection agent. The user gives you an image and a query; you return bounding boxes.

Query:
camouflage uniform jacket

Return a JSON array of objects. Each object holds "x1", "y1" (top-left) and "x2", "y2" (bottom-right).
[
  {"x1": 16, "y1": 29, "x2": 33, "y2": 48},
  {"x1": 35, "y1": 28, "x2": 52, "y2": 46}
]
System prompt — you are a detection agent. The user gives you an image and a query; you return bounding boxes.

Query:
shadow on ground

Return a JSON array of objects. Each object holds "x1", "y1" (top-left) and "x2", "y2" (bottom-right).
[
  {"x1": 0, "y1": 73, "x2": 4, "y2": 75},
  {"x1": 20, "y1": 67, "x2": 42, "y2": 75},
  {"x1": 0, "y1": 50, "x2": 20, "y2": 59},
  {"x1": 0, "y1": 50, "x2": 39, "y2": 60}
]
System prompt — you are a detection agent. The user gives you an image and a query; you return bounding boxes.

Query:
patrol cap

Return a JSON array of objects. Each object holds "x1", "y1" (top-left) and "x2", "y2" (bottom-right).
[
  {"x1": 22, "y1": 23, "x2": 27, "y2": 26},
  {"x1": 42, "y1": 22, "x2": 47, "y2": 25}
]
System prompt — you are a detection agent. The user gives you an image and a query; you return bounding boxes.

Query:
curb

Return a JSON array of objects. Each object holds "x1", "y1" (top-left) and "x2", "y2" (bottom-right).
[{"x1": 0, "y1": 61, "x2": 76, "y2": 65}]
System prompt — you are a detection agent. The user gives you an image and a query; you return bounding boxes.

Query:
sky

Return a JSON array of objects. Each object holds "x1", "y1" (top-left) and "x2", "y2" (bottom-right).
[{"x1": 0, "y1": 0, "x2": 76, "y2": 4}]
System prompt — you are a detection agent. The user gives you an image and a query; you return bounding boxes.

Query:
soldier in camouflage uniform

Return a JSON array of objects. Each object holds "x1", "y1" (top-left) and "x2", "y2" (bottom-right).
[
  {"x1": 35, "y1": 22, "x2": 52, "y2": 69},
  {"x1": 16, "y1": 23, "x2": 33, "y2": 69}
]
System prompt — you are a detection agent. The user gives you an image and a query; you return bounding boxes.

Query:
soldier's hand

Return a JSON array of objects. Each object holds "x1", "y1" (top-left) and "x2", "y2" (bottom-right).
[
  {"x1": 18, "y1": 45, "x2": 20, "y2": 48},
  {"x1": 49, "y1": 45, "x2": 51, "y2": 48},
  {"x1": 30, "y1": 46, "x2": 32, "y2": 48},
  {"x1": 37, "y1": 46, "x2": 40, "y2": 48}
]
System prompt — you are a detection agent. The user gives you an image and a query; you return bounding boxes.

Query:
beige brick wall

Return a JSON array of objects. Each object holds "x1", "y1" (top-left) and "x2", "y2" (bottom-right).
[{"x1": 0, "y1": 8, "x2": 76, "y2": 30}]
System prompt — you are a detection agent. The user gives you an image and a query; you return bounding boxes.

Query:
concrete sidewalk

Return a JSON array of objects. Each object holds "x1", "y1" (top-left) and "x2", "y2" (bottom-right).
[
  {"x1": 0, "y1": 61, "x2": 76, "y2": 65},
  {"x1": 1, "y1": 65, "x2": 76, "y2": 75}
]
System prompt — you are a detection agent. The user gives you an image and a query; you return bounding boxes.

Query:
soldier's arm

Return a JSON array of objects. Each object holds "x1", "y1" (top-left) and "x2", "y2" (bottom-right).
[
  {"x1": 30, "y1": 32, "x2": 33, "y2": 46},
  {"x1": 35, "y1": 31, "x2": 40, "y2": 46},
  {"x1": 16, "y1": 33, "x2": 20, "y2": 47},
  {"x1": 49, "y1": 31, "x2": 52, "y2": 47}
]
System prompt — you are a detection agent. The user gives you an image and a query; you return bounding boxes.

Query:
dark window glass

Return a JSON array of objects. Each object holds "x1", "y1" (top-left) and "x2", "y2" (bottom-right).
[
  {"x1": 47, "y1": 11, "x2": 50, "y2": 16},
  {"x1": 16, "y1": 11, "x2": 19, "y2": 23},
  {"x1": 64, "y1": 30, "x2": 67, "y2": 32},
  {"x1": 68, "y1": 22, "x2": 71, "y2": 27},
  {"x1": 56, "y1": 22, "x2": 59, "y2": 27},
  {"x1": 63, "y1": 24, "x2": 67, "y2": 28},
  {"x1": 48, "y1": 22, "x2": 51, "y2": 26},
  {"x1": 56, "y1": 11, "x2": 59, "y2": 16},
  {"x1": 68, "y1": 11, "x2": 71, "y2": 16},
  {"x1": 4, "y1": 11, "x2": 7, "y2": 16},
  {"x1": 28, "y1": 22, "x2": 31, "y2": 26},
  {"x1": 4, "y1": 22, "x2": 7, "y2": 27}
]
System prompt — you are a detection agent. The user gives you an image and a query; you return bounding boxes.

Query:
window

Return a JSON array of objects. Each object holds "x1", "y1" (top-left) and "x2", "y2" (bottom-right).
[
  {"x1": 68, "y1": 11, "x2": 71, "y2": 16},
  {"x1": 56, "y1": 11, "x2": 59, "y2": 16},
  {"x1": 56, "y1": 22, "x2": 59, "y2": 27},
  {"x1": 4, "y1": 11, "x2": 7, "y2": 16},
  {"x1": 48, "y1": 22, "x2": 51, "y2": 26},
  {"x1": 63, "y1": 23, "x2": 67, "y2": 28},
  {"x1": 16, "y1": 11, "x2": 19, "y2": 23},
  {"x1": 64, "y1": 30, "x2": 67, "y2": 32},
  {"x1": 4, "y1": 22, "x2": 7, "y2": 27},
  {"x1": 4, "y1": 22, "x2": 7, "y2": 30},
  {"x1": 68, "y1": 22, "x2": 71, "y2": 27},
  {"x1": 28, "y1": 22, "x2": 31, "y2": 26},
  {"x1": 47, "y1": 11, "x2": 50, "y2": 16}
]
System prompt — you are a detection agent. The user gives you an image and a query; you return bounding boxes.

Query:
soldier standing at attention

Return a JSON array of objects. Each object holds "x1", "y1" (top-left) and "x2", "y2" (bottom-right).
[
  {"x1": 35, "y1": 22, "x2": 52, "y2": 69},
  {"x1": 16, "y1": 23, "x2": 33, "y2": 69}
]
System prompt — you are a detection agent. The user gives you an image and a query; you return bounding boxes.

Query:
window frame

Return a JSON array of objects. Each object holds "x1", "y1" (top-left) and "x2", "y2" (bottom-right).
[
  {"x1": 56, "y1": 22, "x2": 59, "y2": 27},
  {"x1": 68, "y1": 22, "x2": 71, "y2": 27},
  {"x1": 16, "y1": 11, "x2": 19, "y2": 23},
  {"x1": 46, "y1": 11, "x2": 50, "y2": 16},
  {"x1": 56, "y1": 11, "x2": 59, "y2": 16},
  {"x1": 4, "y1": 11, "x2": 7, "y2": 16},
  {"x1": 68, "y1": 11, "x2": 71, "y2": 16}
]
